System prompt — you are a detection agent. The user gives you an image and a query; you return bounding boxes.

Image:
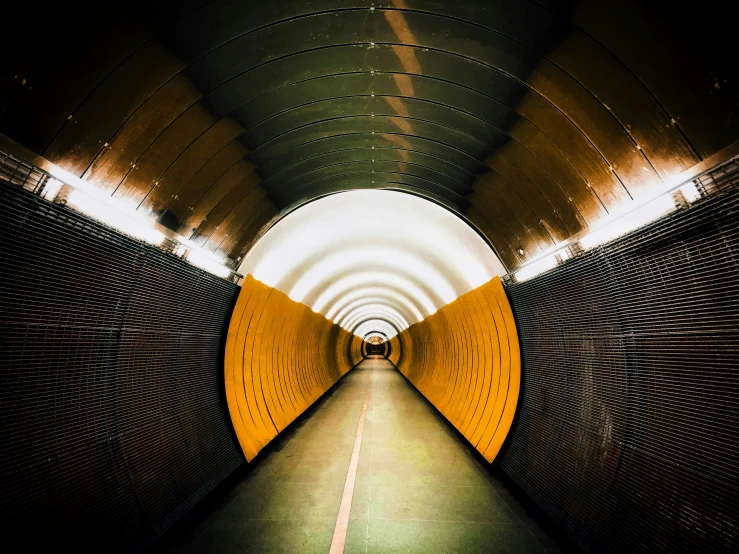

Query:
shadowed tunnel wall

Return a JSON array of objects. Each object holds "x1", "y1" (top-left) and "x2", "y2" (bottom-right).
[
  {"x1": 225, "y1": 275, "x2": 363, "y2": 461},
  {"x1": 0, "y1": 181, "x2": 245, "y2": 551},
  {"x1": 497, "y1": 177, "x2": 739, "y2": 553}
]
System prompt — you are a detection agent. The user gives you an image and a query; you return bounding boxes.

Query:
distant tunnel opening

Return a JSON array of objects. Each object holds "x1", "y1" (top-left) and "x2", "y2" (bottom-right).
[
  {"x1": 364, "y1": 342, "x2": 386, "y2": 357},
  {"x1": 364, "y1": 334, "x2": 389, "y2": 357}
]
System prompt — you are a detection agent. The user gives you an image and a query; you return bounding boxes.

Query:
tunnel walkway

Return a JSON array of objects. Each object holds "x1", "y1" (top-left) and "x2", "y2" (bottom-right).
[{"x1": 162, "y1": 358, "x2": 561, "y2": 553}]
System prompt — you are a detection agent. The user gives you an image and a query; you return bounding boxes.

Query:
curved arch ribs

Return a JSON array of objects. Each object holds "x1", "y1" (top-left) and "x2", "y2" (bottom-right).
[
  {"x1": 225, "y1": 275, "x2": 363, "y2": 461},
  {"x1": 389, "y1": 276, "x2": 520, "y2": 462}
]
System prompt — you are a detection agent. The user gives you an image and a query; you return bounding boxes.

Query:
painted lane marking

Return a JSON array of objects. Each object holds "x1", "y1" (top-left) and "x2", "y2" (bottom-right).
[{"x1": 329, "y1": 373, "x2": 371, "y2": 553}]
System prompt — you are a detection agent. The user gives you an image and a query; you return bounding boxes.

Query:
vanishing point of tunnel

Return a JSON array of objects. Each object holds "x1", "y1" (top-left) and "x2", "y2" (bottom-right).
[{"x1": 0, "y1": 1, "x2": 737, "y2": 553}]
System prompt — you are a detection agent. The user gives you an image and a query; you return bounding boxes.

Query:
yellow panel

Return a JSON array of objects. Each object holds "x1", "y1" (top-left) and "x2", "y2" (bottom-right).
[
  {"x1": 475, "y1": 280, "x2": 509, "y2": 459},
  {"x1": 388, "y1": 335, "x2": 401, "y2": 366},
  {"x1": 483, "y1": 278, "x2": 522, "y2": 462},
  {"x1": 395, "y1": 276, "x2": 520, "y2": 463},
  {"x1": 459, "y1": 291, "x2": 485, "y2": 438},
  {"x1": 224, "y1": 276, "x2": 259, "y2": 460},
  {"x1": 467, "y1": 289, "x2": 496, "y2": 447},
  {"x1": 224, "y1": 275, "x2": 359, "y2": 461}
]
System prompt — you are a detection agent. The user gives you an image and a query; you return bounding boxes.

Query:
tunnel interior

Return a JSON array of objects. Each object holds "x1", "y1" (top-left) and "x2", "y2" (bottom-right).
[
  {"x1": 1, "y1": 1, "x2": 738, "y2": 553},
  {"x1": 364, "y1": 335, "x2": 388, "y2": 357}
]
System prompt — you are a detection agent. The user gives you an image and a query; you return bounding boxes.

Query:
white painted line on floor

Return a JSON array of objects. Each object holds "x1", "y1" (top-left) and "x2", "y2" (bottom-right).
[{"x1": 329, "y1": 376, "x2": 371, "y2": 554}]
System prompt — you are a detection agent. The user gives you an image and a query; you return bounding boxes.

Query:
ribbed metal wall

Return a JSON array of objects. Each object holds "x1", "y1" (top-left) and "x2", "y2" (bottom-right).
[
  {"x1": 500, "y1": 174, "x2": 739, "y2": 552},
  {"x1": 0, "y1": 181, "x2": 244, "y2": 552}
]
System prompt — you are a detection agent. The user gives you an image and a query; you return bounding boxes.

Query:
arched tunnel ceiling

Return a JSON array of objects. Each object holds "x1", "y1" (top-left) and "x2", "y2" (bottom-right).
[
  {"x1": 1, "y1": 0, "x2": 737, "y2": 271},
  {"x1": 239, "y1": 190, "x2": 504, "y2": 337}
]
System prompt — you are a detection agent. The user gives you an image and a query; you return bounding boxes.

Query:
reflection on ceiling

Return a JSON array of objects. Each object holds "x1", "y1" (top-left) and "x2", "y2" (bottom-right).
[
  {"x1": 2, "y1": 1, "x2": 736, "y2": 273},
  {"x1": 238, "y1": 190, "x2": 504, "y2": 337}
]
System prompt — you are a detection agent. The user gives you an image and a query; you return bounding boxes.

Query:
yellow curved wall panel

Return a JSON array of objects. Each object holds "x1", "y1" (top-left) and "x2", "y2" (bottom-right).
[
  {"x1": 388, "y1": 336, "x2": 402, "y2": 366},
  {"x1": 394, "y1": 276, "x2": 520, "y2": 463},
  {"x1": 225, "y1": 275, "x2": 363, "y2": 461}
]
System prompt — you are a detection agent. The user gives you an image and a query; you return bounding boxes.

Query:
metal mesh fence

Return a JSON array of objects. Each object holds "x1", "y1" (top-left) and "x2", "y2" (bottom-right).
[
  {"x1": 0, "y1": 181, "x2": 244, "y2": 552},
  {"x1": 500, "y1": 169, "x2": 739, "y2": 553}
]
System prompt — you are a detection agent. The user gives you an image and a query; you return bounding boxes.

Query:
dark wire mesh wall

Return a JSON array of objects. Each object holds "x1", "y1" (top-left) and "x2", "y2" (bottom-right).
[
  {"x1": 0, "y1": 181, "x2": 244, "y2": 552},
  {"x1": 500, "y1": 174, "x2": 739, "y2": 552}
]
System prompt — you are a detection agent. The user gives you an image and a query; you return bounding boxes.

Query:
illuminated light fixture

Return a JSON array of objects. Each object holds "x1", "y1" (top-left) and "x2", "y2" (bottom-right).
[
  {"x1": 4, "y1": 142, "x2": 239, "y2": 281},
  {"x1": 678, "y1": 181, "x2": 702, "y2": 203},
  {"x1": 67, "y1": 189, "x2": 165, "y2": 246},
  {"x1": 42, "y1": 178, "x2": 64, "y2": 201},
  {"x1": 513, "y1": 254, "x2": 558, "y2": 283},
  {"x1": 511, "y1": 179, "x2": 690, "y2": 282},
  {"x1": 238, "y1": 190, "x2": 504, "y2": 324},
  {"x1": 185, "y1": 249, "x2": 232, "y2": 279},
  {"x1": 554, "y1": 247, "x2": 572, "y2": 264},
  {"x1": 177, "y1": 237, "x2": 234, "y2": 278},
  {"x1": 580, "y1": 194, "x2": 676, "y2": 250}
]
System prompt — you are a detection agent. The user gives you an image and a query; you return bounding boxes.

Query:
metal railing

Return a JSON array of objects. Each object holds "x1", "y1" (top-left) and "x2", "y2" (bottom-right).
[
  {"x1": 503, "y1": 143, "x2": 739, "y2": 285},
  {"x1": 0, "y1": 145, "x2": 244, "y2": 285}
]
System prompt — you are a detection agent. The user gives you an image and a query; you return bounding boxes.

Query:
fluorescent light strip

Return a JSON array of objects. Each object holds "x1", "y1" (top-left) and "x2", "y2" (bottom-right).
[
  {"x1": 67, "y1": 189, "x2": 165, "y2": 246},
  {"x1": 11, "y1": 149, "x2": 237, "y2": 280},
  {"x1": 61, "y1": 186, "x2": 234, "y2": 278},
  {"x1": 579, "y1": 194, "x2": 676, "y2": 250},
  {"x1": 511, "y1": 178, "x2": 704, "y2": 282}
]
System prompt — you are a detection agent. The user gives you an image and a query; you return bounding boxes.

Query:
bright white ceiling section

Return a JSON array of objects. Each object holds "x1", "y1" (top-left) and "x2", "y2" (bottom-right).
[
  {"x1": 238, "y1": 190, "x2": 505, "y2": 338},
  {"x1": 355, "y1": 320, "x2": 397, "y2": 340},
  {"x1": 364, "y1": 332, "x2": 387, "y2": 344}
]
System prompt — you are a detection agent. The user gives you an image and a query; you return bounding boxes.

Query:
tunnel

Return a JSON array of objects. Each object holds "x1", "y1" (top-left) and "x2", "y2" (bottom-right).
[{"x1": 0, "y1": 1, "x2": 737, "y2": 552}]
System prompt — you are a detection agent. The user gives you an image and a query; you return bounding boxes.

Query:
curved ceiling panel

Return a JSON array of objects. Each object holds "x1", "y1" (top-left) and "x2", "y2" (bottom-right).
[
  {"x1": 356, "y1": 320, "x2": 398, "y2": 340},
  {"x1": 238, "y1": 190, "x2": 504, "y2": 336},
  {"x1": 2, "y1": 0, "x2": 737, "y2": 270}
]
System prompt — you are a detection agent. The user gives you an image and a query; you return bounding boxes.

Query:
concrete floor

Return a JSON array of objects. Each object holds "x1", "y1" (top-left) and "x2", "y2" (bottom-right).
[{"x1": 156, "y1": 357, "x2": 567, "y2": 553}]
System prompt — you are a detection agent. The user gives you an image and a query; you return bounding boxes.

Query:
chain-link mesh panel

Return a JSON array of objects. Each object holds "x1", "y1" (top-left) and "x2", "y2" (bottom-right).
[
  {"x1": 501, "y1": 179, "x2": 739, "y2": 553},
  {"x1": 0, "y1": 181, "x2": 244, "y2": 552}
]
